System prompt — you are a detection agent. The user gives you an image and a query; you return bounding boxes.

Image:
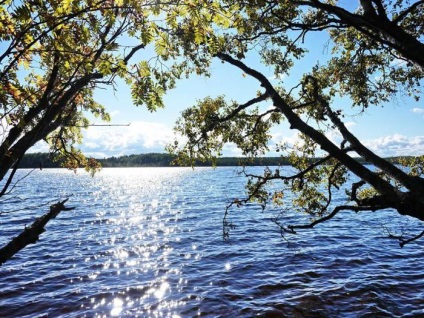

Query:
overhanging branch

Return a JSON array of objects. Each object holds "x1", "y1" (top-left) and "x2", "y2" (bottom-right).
[
  {"x1": 0, "y1": 198, "x2": 75, "y2": 266},
  {"x1": 287, "y1": 204, "x2": 382, "y2": 232},
  {"x1": 215, "y1": 52, "x2": 399, "y2": 202},
  {"x1": 383, "y1": 226, "x2": 424, "y2": 248}
]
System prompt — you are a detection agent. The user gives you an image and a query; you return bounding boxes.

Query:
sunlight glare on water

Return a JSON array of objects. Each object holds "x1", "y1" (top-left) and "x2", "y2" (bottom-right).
[
  {"x1": 110, "y1": 297, "x2": 124, "y2": 316},
  {"x1": 0, "y1": 167, "x2": 424, "y2": 317}
]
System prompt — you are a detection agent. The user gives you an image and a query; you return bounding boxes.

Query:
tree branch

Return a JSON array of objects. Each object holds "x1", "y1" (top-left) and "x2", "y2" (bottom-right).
[
  {"x1": 303, "y1": 0, "x2": 424, "y2": 69},
  {"x1": 0, "y1": 198, "x2": 75, "y2": 265},
  {"x1": 215, "y1": 52, "x2": 399, "y2": 202},
  {"x1": 393, "y1": 1, "x2": 424, "y2": 24},
  {"x1": 383, "y1": 226, "x2": 424, "y2": 248},
  {"x1": 242, "y1": 155, "x2": 331, "y2": 182},
  {"x1": 305, "y1": 75, "x2": 424, "y2": 195},
  {"x1": 220, "y1": 93, "x2": 270, "y2": 122},
  {"x1": 288, "y1": 204, "x2": 380, "y2": 232}
]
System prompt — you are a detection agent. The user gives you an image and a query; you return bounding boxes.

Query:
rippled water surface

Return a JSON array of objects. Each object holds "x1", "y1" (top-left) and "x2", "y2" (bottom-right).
[{"x1": 0, "y1": 167, "x2": 423, "y2": 317}]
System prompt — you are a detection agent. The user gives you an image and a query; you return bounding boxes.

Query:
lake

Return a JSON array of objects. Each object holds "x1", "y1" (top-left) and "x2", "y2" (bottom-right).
[{"x1": 0, "y1": 167, "x2": 423, "y2": 317}]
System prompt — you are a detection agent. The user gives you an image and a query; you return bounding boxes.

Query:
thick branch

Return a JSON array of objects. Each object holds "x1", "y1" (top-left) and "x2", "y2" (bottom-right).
[
  {"x1": 306, "y1": 75, "x2": 424, "y2": 195},
  {"x1": 0, "y1": 57, "x2": 60, "y2": 167},
  {"x1": 0, "y1": 198, "x2": 75, "y2": 266},
  {"x1": 0, "y1": 72, "x2": 102, "y2": 181},
  {"x1": 303, "y1": 0, "x2": 424, "y2": 69},
  {"x1": 123, "y1": 43, "x2": 146, "y2": 65},
  {"x1": 215, "y1": 52, "x2": 399, "y2": 202},
  {"x1": 398, "y1": 230, "x2": 424, "y2": 248}
]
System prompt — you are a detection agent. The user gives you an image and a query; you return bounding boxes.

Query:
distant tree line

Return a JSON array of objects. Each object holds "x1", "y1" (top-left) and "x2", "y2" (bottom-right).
[
  {"x1": 18, "y1": 153, "x2": 61, "y2": 169},
  {"x1": 17, "y1": 152, "x2": 410, "y2": 169},
  {"x1": 17, "y1": 152, "x2": 290, "y2": 168}
]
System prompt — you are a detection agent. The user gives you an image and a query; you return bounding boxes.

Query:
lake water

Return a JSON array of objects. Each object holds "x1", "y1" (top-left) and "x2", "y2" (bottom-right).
[{"x1": 0, "y1": 167, "x2": 423, "y2": 317}]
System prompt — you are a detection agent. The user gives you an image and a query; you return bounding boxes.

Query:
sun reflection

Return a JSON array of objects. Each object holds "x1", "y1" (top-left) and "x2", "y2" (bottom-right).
[
  {"x1": 225, "y1": 262, "x2": 231, "y2": 271},
  {"x1": 154, "y1": 282, "x2": 170, "y2": 299},
  {"x1": 126, "y1": 259, "x2": 137, "y2": 266},
  {"x1": 110, "y1": 298, "x2": 124, "y2": 316},
  {"x1": 88, "y1": 272, "x2": 99, "y2": 280},
  {"x1": 80, "y1": 168, "x2": 195, "y2": 316},
  {"x1": 117, "y1": 249, "x2": 129, "y2": 259},
  {"x1": 151, "y1": 199, "x2": 159, "y2": 208}
]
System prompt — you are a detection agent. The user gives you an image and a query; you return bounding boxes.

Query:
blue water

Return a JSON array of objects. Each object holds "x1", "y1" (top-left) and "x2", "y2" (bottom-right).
[{"x1": 0, "y1": 167, "x2": 423, "y2": 317}]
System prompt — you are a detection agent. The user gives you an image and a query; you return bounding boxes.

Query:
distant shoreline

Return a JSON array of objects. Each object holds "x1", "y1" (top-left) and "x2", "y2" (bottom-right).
[
  {"x1": 19, "y1": 152, "x2": 290, "y2": 168},
  {"x1": 18, "y1": 152, "x2": 409, "y2": 169}
]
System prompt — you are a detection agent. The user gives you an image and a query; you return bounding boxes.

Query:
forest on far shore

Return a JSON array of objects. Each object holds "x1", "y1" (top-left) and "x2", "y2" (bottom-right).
[
  {"x1": 18, "y1": 152, "x2": 289, "y2": 168},
  {"x1": 17, "y1": 152, "x2": 408, "y2": 169}
]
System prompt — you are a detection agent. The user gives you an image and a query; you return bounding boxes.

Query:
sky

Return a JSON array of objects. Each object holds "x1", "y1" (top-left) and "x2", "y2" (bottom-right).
[
  {"x1": 26, "y1": 2, "x2": 424, "y2": 159},
  {"x1": 29, "y1": 44, "x2": 424, "y2": 159}
]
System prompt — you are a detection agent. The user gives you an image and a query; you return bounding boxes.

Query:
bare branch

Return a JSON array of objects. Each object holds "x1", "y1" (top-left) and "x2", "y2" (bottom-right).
[
  {"x1": 0, "y1": 165, "x2": 36, "y2": 197},
  {"x1": 0, "y1": 198, "x2": 75, "y2": 265},
  {"x1": 220, "y1": 93, "x2": 270, "y2": 123},
  {"x1": 242, "y1": 156, "x2": 331, "y2": 182},
  {"x1": 383, "y1": 226, "x2": 424, "y2": 247},
  {"x1": 288, "y1": 204, "x2": 380, "y2": 232}
]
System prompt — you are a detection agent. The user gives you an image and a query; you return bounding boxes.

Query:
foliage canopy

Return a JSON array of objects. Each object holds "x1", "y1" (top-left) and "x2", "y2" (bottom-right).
[
  {"x1": 0, "y1": 0, "x2": 228, "y2": 263},
  {"x1": 0, "y1": 0, "x2": 220, "y2": 188}
]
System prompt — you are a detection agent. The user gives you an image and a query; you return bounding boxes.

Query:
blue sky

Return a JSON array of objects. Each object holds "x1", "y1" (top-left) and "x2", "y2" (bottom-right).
[
  {"x1": 74, "y1": 38, "x2": 424, "y2": 158},
  {"x1": 25, "y1": 1, "x2": 424, "y2": 159},
  {"x1": 28, "y1": 40, "x2": 424, "y2": 158},
  {"x1": 54, "y1": 53, "x2": 424, "y2": 159}
]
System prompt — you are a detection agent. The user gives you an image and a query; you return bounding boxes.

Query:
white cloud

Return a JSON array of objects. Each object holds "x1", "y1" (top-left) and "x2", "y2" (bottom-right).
[
  {"x1": 109, "y1": 110, "x2": 121, "y2": 117},
  {"x1": 345, "y1": 122, "x2": 357, "y2": 129},
  {"x1": 363, "y1": 134, "x2": 424, "y2": 157},
  {"x1": 26, "y1": 121, "x2": 175, "y2": 158},
  {"x1": 269, "y1": 131, "x2": 304, "y2": 153},
  {"x1": 81, "y1": 121, "x2": 174, "y2": 157},
  {"x1": 271, "y1": 131, "x2": 299, "y2": 146},
  {"x1": 26, "y1": 118, "x2": 424, "y2": 160},
  {"x1": 222, "y1": 143, "x2": 243, "y2": 157},
  {"x1": 28, "y1": 141, "x2": 50, "y2": 153},
  {"x1": 411, "y1": 107, "x2": 424, "y2": 114},
  {"x1": 267, "y1": 73, "x2": 287, "y2": 82},
  {"x1": 0, "y1": 118, "x2": 11, "y2": 144},
  {"x1": 270, "y1": 128, "x2": 424, "y2": 158}
]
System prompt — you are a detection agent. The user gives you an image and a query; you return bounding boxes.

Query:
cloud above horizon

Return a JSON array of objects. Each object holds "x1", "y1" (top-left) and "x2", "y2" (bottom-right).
[
  {"x1": 269, "y1": 130, "x2": 424, "y2": 157},
  {"x1": 81, "y1": 121, "x2": 176, "y2": 157},
  {"x1": 363, "y1": 134, "x2": 424, "y2": 157},
  {"x1": 28, "y1": 121, "x2": 176, "y2": 158},
  {"x1": 411, "y1": 107, "x2": 424, "y2": 114},
  {"x1": 28, "y1": 122, "x2": 424, "y2": 159}
]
